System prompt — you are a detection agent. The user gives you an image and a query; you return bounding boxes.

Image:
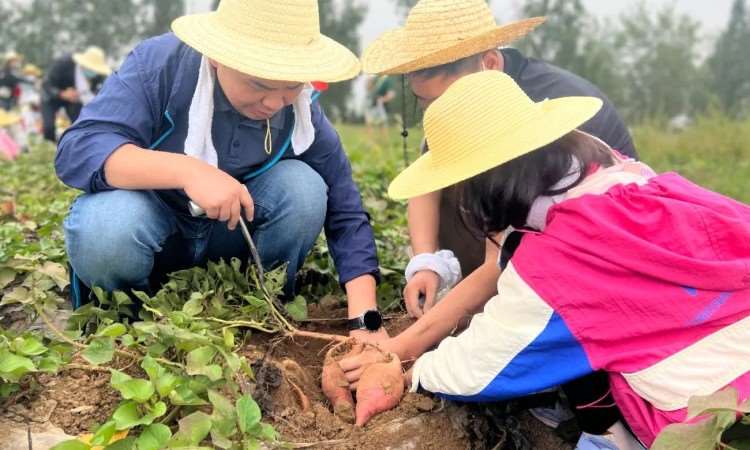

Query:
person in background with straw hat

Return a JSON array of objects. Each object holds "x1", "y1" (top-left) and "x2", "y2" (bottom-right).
[
  {"x1": 19, "y1": 64, "x2": 43, "y2": 141},
  {"x1": 0, "y1": 51, "x2": 26, "y2": 111},
  {"x1": 40, "y1": 46, "x2": 111, "y2": 142},
  {"x1": 55, "y1": 0, "x2": 388, "y2": 343},
  {"x1": 392, "y1": 70, "x2": 750, "y2": 448}
]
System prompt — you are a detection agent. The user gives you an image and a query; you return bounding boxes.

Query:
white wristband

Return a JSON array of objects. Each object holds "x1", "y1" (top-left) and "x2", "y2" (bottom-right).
[{"x1": 405, "y1": 250, "x2": 462, "y2": 292}]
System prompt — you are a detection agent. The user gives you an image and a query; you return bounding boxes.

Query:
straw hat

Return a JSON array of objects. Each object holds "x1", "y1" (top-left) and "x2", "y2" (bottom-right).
[
  {"x1": 4, "y1": 51, "x2": 23, "y2": 63},
  {"x1": 0, "y1": 109, "x2": 21, "y2": 127},
  {"x1": 362, "y1": 0, "x2": 544, "y2": 75},
  {"x1": 22, "y1": 64, "x2": 42, "y2": 78},
  {"x1": 73, "y1": 47, "x2": 112, "y2": 76},
  {"x1": 388, "y1": 71, "x2": 603, "y2": 199},
  {"x1": 171, "y1": 0, "x2": 360, "y2": 83}
]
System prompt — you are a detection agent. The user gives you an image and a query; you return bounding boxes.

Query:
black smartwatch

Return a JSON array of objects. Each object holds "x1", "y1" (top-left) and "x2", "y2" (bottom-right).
[{"x1": 348, "y1": 309, "x2": 383, "y2": 332}]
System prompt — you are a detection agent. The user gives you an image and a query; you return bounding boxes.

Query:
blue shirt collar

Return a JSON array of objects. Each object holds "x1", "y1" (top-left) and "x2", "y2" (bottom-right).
[{"x1": 213, "y1": 81, "x2": 287, "y2": 130}]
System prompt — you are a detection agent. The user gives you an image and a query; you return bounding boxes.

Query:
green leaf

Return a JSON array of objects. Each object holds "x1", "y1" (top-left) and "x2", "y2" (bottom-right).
[
  {"x1": 182, "y1": 293, "x2": 204, "y2": 317},
  {"x1": 135, "y1": 424, "x2": 171, "y2": 450},
  {"x1": 222, "y1": 328, "x2": 235, "y2": 348},
  {"x1": 110, "y1": 370, "x2": 154, "y2": 403},
  {"x1": 0, "y1": 267, "x2": 16, "y2": 289},
  {"x1": 652, "y1": 416, "x2": 724, "y2": 450},
  {"x1": 1, "y1": 286, "x2": 30, "y2": 305},
  {"x1": 688, "y1": 387, "x2": 740, "y2": 420},
  {"x1": 140, "y1": 356, "x2": 163, "y2": 381},
  {"x1": 285, "y1": 295, "x2": 308, "y2": 321},
  {"x1": 236, "y1": 395, "x2": 261, "y2": 434},
  {"x1": 104, "y1": 437, "x2": 136, "y2": 450},
  {"x1": 97, "y1": 323, "x2": 127, "y2": 338},
  {"x1": 0, "y1": 350, "x2": 35, "y2": 382},
  {"x1": 112, "y1": 401, "x2": 166, "y2": 430},
  {"x1": 253, "y1": 423, "x2": 278, "y2": 441},
  {"x1": 169, "y1": 383, "x2": 208, "y2": 406},
  {"x1": 153, "y1": 372, "x2": 179, "y2": 398},
  {"x1": 49, "y1": 440, "x2": 91, "y2": 450},
  {"x1": 13, "y1": 336, "x2": 47, "y2": 356},
  {"x1": 91, "y1": 420, "x2": 117, "y2": 446},
  {"x1": 112, "y1": 291, "x2": 133, "y2": 306},
  {"x1": 112, "y1": 401, "x2": 142, "y2": 430},
  {"x1": 187, "y1": 346, "x2": 217, "y2": 371},
  {"x1": 0, "y1": 382, "x2": 21, "y2": 397},
  {"x1": 38, "y1": 261, "x2": 69, "y2": 290},
  {"x1": 172, "y1": 411, "x2": 213, "y2": 446},
  {"x1": 82, "y1": 337, "x2": 115, "y2": 365},
  {"x1": 186, "y1": 346, "x2": 222, "y2": 380},
  {"x1": 208, "y1": 390, "x2": 235, "y2": 418}
]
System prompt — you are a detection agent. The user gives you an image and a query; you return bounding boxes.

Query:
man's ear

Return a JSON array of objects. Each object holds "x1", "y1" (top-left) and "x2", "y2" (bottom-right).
[{"x1": 481, "y1": 50, "x2": 503, "y2": 71}]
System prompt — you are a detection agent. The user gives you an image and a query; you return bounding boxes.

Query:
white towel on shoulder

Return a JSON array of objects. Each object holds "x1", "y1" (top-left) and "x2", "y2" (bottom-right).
[{"x1": 184, "y1": 57, "x2": 316, "y2": 167}]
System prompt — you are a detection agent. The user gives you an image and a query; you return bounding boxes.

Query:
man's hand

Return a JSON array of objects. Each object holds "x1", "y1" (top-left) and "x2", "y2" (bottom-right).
[
  {"x1": 403, "y1": 270, "x2": 440, "y2": 318},
  {"x1": 182, "y1": 164, "x2": 254, "y2": 230},
  {"x1": 349, "y1": 327, "x2": 389, "y2": 346},
  {"x1": 60, "y1": 87, "x2": 80, "y2": 103}
]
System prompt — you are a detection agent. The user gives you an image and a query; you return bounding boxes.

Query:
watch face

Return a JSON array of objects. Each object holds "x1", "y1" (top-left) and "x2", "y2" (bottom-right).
[{"x1": 363, "y1": 310, "x2": 383, "y2": 331}]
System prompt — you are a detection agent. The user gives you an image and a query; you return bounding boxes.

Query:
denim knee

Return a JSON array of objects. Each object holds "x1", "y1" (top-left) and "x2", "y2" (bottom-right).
[
  {"x1": 64, "y1": 190, "x2": 174, "y2": 291},
  {"x1": 253, "y1": 159, "x2": 327, "y2": 238}
]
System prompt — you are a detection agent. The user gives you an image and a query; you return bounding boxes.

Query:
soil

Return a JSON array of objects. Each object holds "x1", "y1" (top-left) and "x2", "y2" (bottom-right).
[{"x1": 0, "y1": 300, "x2": 575, "y2": 449}]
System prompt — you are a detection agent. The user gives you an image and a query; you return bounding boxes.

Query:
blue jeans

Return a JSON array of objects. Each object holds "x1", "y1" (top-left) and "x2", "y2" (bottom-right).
[{"x1": 64, "y1": 160, "x2": 328, "y2": 297}]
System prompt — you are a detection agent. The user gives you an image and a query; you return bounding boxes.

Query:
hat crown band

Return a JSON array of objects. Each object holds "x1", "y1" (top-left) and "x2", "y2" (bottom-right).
[
  {"x1": 217, "y1": 0, "x2": 321, "y2": 46},
  {"x1": 425, "y1": 73, "x2": 540, "y2": 166},
  {"x1": 406, "y1": 0, "x2": 496, "y2": 34}
]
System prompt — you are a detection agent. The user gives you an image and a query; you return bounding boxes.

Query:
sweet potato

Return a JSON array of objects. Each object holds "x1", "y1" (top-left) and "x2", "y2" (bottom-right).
[
  {"x1": 355, "y1": 351, "x2": 404, "y2": 426},
  {"x1": 321, "y1": 340, "x2": 363, "y2": 422}
]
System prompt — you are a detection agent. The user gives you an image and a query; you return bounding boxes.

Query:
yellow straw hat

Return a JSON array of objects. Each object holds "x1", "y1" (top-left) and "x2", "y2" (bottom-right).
[
  {"x1": 22, "y1": 64, "x2": 42, "y2": 78},
  {"x1": 362, "y1": 0, "x2": 545, "y2": 75},
  {"x1": 0, "y1": 109, "x2": 21, "y2": 127},
  {"x1": 73, "y1": 47, "x2": 112, "y2": 76},
  {"x1": 171, "y1": 0, "x2": 360, "y2": 83},
  {"x1": 388, "y1": 71, "x2": 603, "y2": 200}
]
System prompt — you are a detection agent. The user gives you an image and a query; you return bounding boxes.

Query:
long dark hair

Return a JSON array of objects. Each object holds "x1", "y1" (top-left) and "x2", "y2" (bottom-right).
[{"x1": 458, "y1": 131, "x2": 615, "y2": 244}]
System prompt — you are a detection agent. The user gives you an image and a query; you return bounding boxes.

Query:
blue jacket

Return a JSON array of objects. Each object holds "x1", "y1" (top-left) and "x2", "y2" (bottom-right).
[{"x1": 55, "y1": 33, "x2": 379, "y2": 285}]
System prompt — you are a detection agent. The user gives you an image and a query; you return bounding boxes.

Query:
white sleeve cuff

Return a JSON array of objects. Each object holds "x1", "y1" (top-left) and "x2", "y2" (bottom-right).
[{"x1": 405, "y1": 250, "x2": 462, "y2": 292}]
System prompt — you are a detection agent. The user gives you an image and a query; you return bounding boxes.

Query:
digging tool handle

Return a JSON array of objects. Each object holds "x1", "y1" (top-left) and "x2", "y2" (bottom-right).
[{"x1": 188, "y1": 201, "x2": 267, "y2": 293}]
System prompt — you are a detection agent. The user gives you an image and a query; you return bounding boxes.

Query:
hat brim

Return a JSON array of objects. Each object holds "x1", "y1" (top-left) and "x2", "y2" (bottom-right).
[
  {"x1": 172, "y1": 13, "x2": 361, "y2": 83},
  {"x1": 0, "y1": 114, "x2": 21, "y2": 127},
  {"x1": 388, "y1": 96, "x2": 603, "y2": 200},
  {"x1": 363, "y1": 17, "x2": 545, "y2": 75},
  {"x1": 72, "y1": 53, "x2": 112, "y2": 76}
]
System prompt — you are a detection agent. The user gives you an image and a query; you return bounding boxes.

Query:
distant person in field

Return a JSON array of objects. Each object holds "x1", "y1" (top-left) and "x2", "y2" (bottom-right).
[
  {"x1": 19, "y1": 64, "x2": 43, "y2": 141},
  {"x1": 0, "y1": 51, "x2": 25, "y2": 111},
  {"x1": 41, "y1": 47, "x2": 111, "y2": 142},
  {"x1": 364, "y1": 74, "x2": 396, "y2": 140},
  {"x1": 55, "y1": 0, "x2": 388, "y2": 344}
]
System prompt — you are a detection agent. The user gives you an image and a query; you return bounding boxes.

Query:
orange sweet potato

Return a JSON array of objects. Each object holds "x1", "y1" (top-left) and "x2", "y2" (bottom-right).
[
  {"x1": 354, "y1": 351, "x2": 404, "y2": 426},
  {"x1": 321, "y1": 340, "x2": 363, "y2": 422}
]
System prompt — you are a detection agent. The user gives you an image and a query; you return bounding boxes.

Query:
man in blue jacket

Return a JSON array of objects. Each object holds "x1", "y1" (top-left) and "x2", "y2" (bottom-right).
[{"x1": 55, "y1": 0, "x2": 387, "y2": 343}]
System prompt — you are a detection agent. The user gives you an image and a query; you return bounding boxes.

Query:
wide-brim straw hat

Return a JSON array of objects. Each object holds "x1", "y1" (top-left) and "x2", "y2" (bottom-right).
[
  {"x1": 172, "y1": 0, "x2": 360, "y2": 83},
  {"x1": 388, "y1": 71, "x2": 603, "y2": 199},
  {"x1": 22, "y1": 64, "x2": 42, "y2": 78},
  {"x1": 363, "y1": 0, "x2": 544, "y2": 75},
  {"x1": 73, "y1": 47, "x2": 112, "y2": 76},
  {"x1": 0, "y1": 109, "x2": 21, "y2": 127}
]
